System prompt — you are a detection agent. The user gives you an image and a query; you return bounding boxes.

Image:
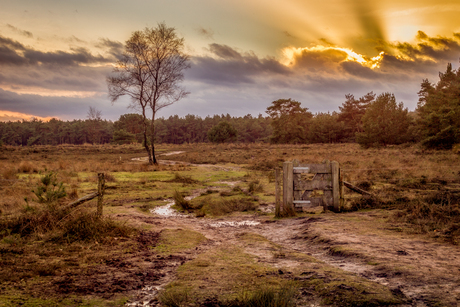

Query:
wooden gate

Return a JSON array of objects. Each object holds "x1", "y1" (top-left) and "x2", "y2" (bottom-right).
[{"x1": 282, "y1": 160, "x2": 342, "y2": 212}]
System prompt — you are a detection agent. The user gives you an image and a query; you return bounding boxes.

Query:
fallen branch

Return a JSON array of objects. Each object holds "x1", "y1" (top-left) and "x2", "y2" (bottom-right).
[
  {"x1": 343, "y1": 181, "x2": 373, "y2": 196},
  {"x1": 64, "y1": 192, "x2": 98, "y2": 210}
]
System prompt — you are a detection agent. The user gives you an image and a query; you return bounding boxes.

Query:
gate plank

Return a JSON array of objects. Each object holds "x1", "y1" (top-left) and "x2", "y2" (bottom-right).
[{"x1": 294, "y1": 180, "x2": 332, "y2": 190}]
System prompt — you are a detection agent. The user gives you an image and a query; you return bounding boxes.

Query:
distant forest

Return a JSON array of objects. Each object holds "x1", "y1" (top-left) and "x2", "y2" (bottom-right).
[{"x1": 1, "y1": 63, "x2": 459, "y2": 149}]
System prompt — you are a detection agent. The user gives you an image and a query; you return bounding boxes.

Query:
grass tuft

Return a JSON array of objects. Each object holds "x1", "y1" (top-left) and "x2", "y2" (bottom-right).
[{"x1": 173, "y1": 190, "x2": 192, "y2": 210}]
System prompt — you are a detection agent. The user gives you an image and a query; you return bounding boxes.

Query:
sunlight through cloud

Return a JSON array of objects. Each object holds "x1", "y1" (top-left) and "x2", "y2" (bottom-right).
[{"x1": 281, "y1": 45, "x2": 384, "y2": 69}]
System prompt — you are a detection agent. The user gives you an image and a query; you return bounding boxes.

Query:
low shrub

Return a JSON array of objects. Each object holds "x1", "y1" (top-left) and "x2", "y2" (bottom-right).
[
  {"x1": 393, "y1": 195, "x2": 460, "y2": 244},
  {"x1": 57, "y1": 212, "x2": 132, "y2": 243},
  {"x1": 173, "y1": 190, "x2": 192, "y2": 210}
]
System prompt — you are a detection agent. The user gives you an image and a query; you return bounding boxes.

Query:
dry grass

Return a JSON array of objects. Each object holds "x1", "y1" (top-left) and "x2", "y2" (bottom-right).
[{"x1": 0, "y1": 142, "x2": 459, "y2": 305}]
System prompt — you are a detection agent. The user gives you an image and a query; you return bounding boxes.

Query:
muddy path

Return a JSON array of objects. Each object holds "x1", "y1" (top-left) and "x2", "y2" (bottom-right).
[{"x1": 122, "y1": 202, "x2": 460, "y2": 306}]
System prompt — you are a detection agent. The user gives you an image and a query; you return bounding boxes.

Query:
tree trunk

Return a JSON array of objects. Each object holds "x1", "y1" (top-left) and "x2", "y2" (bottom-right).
[
  {"x1": 150, "y1": 116, "x2": 158, "y2": 165},
  {"x1": 142, "y1": 118, "x2": 153, "y2": 164}
]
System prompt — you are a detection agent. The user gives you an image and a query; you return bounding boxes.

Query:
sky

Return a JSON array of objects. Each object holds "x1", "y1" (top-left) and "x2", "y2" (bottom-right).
[{"x1": 1, "y1": 0, "x2": 460, "y2": 121}]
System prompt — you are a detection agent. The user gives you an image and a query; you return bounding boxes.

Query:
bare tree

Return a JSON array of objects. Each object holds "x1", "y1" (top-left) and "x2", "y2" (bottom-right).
[
  {"x1": 86, "y1": 106, "x2": 103, "y2": 144},
  {"x1": 87, "y1": 106, "x2": 102, "y2": 121},
  {"x1": 107, "y1": 23, "x2": 190, "y2": 164}
]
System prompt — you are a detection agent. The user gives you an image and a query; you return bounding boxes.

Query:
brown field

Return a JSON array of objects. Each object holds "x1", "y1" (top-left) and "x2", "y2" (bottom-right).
[{"x1": 1, "y1": 143, "x2": 459, "y2": 306}]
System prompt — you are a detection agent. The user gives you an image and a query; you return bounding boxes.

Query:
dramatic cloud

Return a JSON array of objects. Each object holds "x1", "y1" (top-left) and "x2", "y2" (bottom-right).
[
  {"x1": 1, "y1": 31, "x2": 460, "y2": 121},
  {"x1": 188, "y1": 44, "x2": 290, "y2": 86},
  {"x1": 0, "y1": 35, "x2": 115, "y2": 97}
]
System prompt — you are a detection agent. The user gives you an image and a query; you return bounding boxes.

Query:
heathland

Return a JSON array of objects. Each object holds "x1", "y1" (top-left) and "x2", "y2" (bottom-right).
[{"x1": 1, "y1": 143, "x2": 459, "y2": 306}]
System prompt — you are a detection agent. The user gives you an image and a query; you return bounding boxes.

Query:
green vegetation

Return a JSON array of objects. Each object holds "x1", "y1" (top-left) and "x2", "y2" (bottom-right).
[
  {"x1": 356, "y1": 93, "x2": 411, "y2": 148},
  {"x1": 266, "y1": 98, "x2": 313, "y2": 144},
  {"x1": 32, "y1": 171, "x2": 67, "y2": 203},
  {"x1": 418, "y1": 63, "x2": 460, "y2": 149},
  {"x1": 208, "y1": 121, "x2": 238, "y2": 143}
]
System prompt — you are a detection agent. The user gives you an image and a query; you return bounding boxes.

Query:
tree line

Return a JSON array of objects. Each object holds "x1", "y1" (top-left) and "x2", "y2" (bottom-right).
[
  {"x1": 0, "y1": 113, "x2": 272, "y2": 146},
  {"x1": 1, "y1": 63, "x2": 459, "y2": 150}
]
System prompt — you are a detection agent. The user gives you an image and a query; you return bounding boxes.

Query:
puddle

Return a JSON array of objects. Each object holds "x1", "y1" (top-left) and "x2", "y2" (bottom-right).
[
  {"x1": 208, "y1": 221, "x2": 261, "y2": 228},
  {"x1": 150, "y1": 200, "x2": 189, "y2": 218}
]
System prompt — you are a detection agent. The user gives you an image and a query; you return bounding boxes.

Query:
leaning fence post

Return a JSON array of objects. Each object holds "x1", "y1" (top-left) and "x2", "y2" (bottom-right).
[
  {"x1": 97, "y1": 173, "x2": 105, "y2": 218},
  {"x1": 331, "y1": 161, "x2": 340, "y2": 212},
  {"x1": 275, "y1": 168, "x2": 281, "y2": 217},
  {"x1": 283, "y1": 161, "x2": 295, "y2": 216}
]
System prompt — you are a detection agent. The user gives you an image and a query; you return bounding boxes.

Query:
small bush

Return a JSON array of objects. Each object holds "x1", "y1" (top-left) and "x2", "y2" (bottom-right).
[{"x1": 33, "y1": 172, "x2": 66, "y2": 203}]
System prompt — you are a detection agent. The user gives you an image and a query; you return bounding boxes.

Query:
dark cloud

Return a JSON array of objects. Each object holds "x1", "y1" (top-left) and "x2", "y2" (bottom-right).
[
  {"x1": 0, "y1": 35, "x2": 111, "y2": 67},
  {"x1": 0, "y1": 35, "x2": 116, "y2": 96},
  {"x1": 0, "y1": 36, "x2": 26, "y2": 51},
  {"x1": 1, "y1": 32, "x2": 460, "y2": 122},
  {"x1": 209, "y1": 44, "x2": 243, "y2": 60},
  {"x1": 23, "y1": 47, "x2": 108, "y2": 66},
  {"x1": 6, "y1": 24, "x2": 33, "y2": 38},
  {"x1": 340, "y1": 61, "x2": 379, "y2": 79},
  {"x1": 188, "y1": 44, "x2": 289, "y2": 85},
  {"x1": 290, "y1": 48, "x2": 347, "y2": 72}
]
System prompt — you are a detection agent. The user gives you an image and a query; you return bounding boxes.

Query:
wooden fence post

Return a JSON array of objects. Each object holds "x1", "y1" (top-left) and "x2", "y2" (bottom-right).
[
  {"x1": 97, "y1": 173, "x2": 105, "y2": 218},
  {"x1": 331, "y1": 161, "x2": 340, "y2": 212},
  {"x1": 275, "y1": 168, "x2": 281, "y2": 217},
  {"x1": 283, "y1": 161, "x2": 295, "y2": 216}
]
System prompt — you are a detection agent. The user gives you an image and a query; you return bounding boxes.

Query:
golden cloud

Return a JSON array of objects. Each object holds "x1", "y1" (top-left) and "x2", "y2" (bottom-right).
[
  {"x1": 0, "y1": 110, "x2": 57, "y2": 122},
  {"x1": 281, "y1": 45, "x2": 384, "y2": 70}
]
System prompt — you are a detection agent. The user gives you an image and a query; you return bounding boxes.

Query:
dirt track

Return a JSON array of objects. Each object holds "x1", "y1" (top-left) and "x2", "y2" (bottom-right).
[{"x1": 121, "y1": 205, "x2": 460, "y2": 306}]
